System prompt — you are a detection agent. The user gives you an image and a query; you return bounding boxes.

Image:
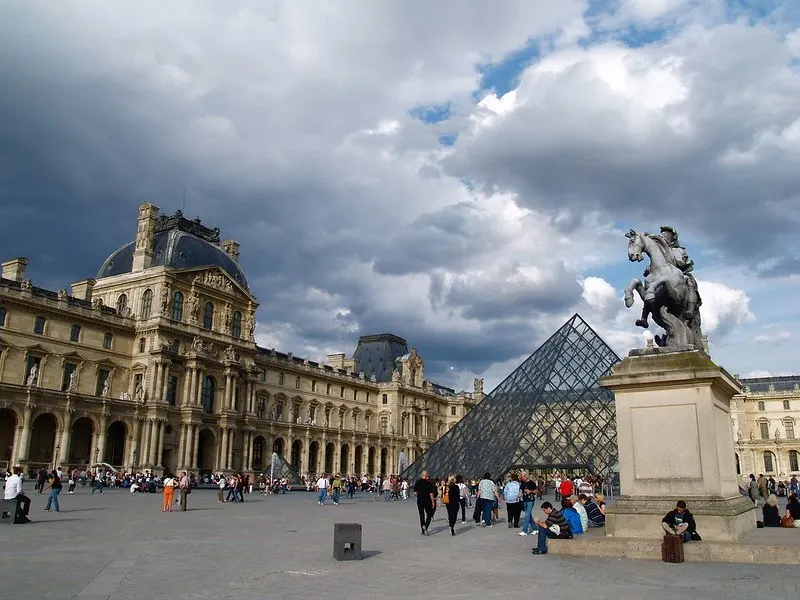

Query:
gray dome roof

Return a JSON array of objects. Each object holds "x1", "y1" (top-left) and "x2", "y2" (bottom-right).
[{"x1": 97, "y1": 221, "x2": 248, "y2": 290}]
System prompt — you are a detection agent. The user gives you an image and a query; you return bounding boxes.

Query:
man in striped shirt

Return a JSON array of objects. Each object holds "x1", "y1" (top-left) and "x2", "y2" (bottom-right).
[{"x1": 531, "y1": 501, "x2": 572, "y2": 555}]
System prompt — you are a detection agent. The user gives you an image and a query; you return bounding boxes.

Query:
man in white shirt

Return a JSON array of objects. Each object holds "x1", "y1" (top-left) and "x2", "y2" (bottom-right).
[
  {"x1": 2, "y1": 467, "x2": 31, "y2": 523},
  {"x1": 316, "y1": 474, "x2": 329, "y2": 505}
]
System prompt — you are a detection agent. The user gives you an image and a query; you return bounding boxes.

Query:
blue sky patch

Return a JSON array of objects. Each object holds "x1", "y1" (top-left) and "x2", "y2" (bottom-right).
[{"x1": 409, "y1": 103, "x2": 452, "y2": 124}]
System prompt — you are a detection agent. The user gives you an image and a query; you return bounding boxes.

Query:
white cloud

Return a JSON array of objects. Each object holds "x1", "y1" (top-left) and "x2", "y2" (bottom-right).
[
  {"x1": 697, "y1": 281, "x2": 755, "y2": 336},
  {"x1": 754, "y1": 331, "x2": 792, "y2": 345}
]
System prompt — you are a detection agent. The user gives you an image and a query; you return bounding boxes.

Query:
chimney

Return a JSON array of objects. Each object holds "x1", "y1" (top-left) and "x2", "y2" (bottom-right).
[
  {"x1": 327, "y1": 353, "x2": 346, "y2": 369},
  {"x1": 71, "y1": 278, "x2": 97, "y2": 301},
  {"x1": 132, "y1": 203, "x2": 160, "y2": 271},
  {"x1": 2, "y1": 257, "x2": 29, "y2": 282},
  {"x1": 221, "y1": 239, "x2": 240, "y2": 262}
]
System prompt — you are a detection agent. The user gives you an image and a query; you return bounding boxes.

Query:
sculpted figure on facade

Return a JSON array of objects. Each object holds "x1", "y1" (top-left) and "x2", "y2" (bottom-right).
[
  {"x1": 224, "y1": 345, "x2": 237, "y2": 362},
  {"x1": 245, "y1": 310, "x2": 256, "y2": 339},
  {"x1": 26, "y1": 364, "x2": 38, "y2": 387},
  {"x1": 473, "y1": 377, "x2": 484, "y2": 395},
  {"x1": 67, "y1": 370, "x2": 77, "y2": 393},
  {"x1": 101, "y1": 376, "x2": 110, "y2": 398},
  {"x1": 185, "y1": 290, "x2": 200, "y2": 324},
  {"x1": 623, "y1": 225, "x2": 703, "y2": 350},
  {"x1": 58, "y1": 289, "x2": 67, "y2": 301},
  {"x1": 203, "y1": 271, "x2": 233, "y2": 293},
  {"x1": 222, "y1": 303, "x2": 233, "y2": 329},
  {"x1": 160, "y1": 283, "x2": 171, "y2": 313}
]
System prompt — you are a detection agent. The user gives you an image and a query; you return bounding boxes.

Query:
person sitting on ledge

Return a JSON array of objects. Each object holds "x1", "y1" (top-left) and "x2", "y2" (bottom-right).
[
  {"x1": 531, "y1": 501, "x2": 572, "y2": 555},
  {"x1": 785, "y1": 493, "x2": 800, "y2": 527},
  {"x1": 561, "y1": 498, "x2": 584, "y2": 535},
  {"x1": 579, "y1": 494, "x2": 605, "y2": 527},
  {"x1": 762, "y1": 494, "x2": 781, "y2": 527},
  {"x1": 661, "y1": 500, "x2": 698, "y2": 542}
]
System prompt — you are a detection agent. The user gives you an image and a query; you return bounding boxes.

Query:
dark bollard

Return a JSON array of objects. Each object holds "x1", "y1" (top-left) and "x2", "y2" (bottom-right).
[{"x1": 333, "y1": 523, "x2": 362, "y2": 561}]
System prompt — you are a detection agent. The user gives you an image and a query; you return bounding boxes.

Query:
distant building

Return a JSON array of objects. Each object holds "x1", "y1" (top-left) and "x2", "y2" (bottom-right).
[
  {"x1": 0, "y1": 203, "x2": 477, "y2": 477},
  {"x1": 732, "y1": 375, "x2": 800, "y2": 478}
]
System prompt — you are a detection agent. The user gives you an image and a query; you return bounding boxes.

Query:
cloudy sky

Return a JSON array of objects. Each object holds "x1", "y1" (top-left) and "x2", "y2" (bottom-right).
[{"x1": 1, "y1": 1, "x2": 798, "y2": 391}]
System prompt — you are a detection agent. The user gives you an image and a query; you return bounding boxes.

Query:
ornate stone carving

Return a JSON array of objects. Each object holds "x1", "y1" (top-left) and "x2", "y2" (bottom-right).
[
  {"x1": 134, "y1": 385, "x2": 145, "y2": 403},
  {"x1": 245, "y1": 310, "x2": 256, "y2": 340},
  {"x1": 91, "y1": 297, "x2": 103, "y2": 309},
  {"x1": 67, "y1": 371, "x2": 77, "y2": 393},
  {"x1": 623, "y1": 226, "x2": 703, "y2": 351},
  {"x1": 222, "y1": 302, "x2": 233, "y2": 329},
  {"x1": 58, "y1": 289, "x2": 68, "y2": 301},
  {"x1": 224, "y1": 345, "x2": 238, "y2": 362},
  {"x1": 473, "y1": 378, "x2": 484, "y2": 395},
  {"x1": 20, "y1": 279, "x2": 32, "y2": 290},
  {"x1": 203, "y1": 272, "x2": 233, "y2": 293},
  {"x1": 160, "y1": 283, "x2": 171, "y2": 313},
  {"x1": 101, "y1": 376, "x2": 110, "y2": 398}
]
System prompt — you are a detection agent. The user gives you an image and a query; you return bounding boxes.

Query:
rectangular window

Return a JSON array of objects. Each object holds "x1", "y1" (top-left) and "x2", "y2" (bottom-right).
[
  {"x1": 34, "y1": 316, "x2": 46, "y2": 335},
  {"x1": 353, "y1": 389, "x2": 358, "y2": 401},
  {"x1": 293, "y1": 405, "x2": 300, "y2": 423},
  {"x1": 758, "y1": 401, "x2": 765, "y2": 411},
  {"x1": 326, "y1": 383, "x2": 331, "y2": 395},
  {"x1": 309, "y1": 405, "x2": 316, "y2": 422},
  {"x1": 279, "y1": 372, "x2": 285, "y2": 386},
  {"x1": 451, "y1": 406, "x2": 457, "y2": 416},
  {"x1": 786, "y1": 421, "x2": 795, "y2": 440},
  {"x1": 759, "y1": 421, "x2": 770, "y2": 440},
  {"x1": 382, "y1": 393, "x2": 388, "y2": 405},
  {"x1": 295, "y1": 376, "x2": 301, "y2": 389},
  {"x1": 366, "y1": 393, "x2": 370, "y2": 403},
  {"x1": 103, "y1": 332, "x2": 113, "y2": 349},
  {"x1": 166, "y1": 375, "x2": 179, "y2": 406},
  {"x1": 95, "y1": 368, "x2": 110, "y2": 397},
  {"x1": 134, "y1": 373, "x2": 143, "y2": 396},
  {"x1": 764, "y1": 452, "x2": 774, "y2": 472},
  {"x1": 259, "y1": 369, "x2": 266, "y2": 383},
  {"x1": 61, "y1": 363, "x2": 77, "y2": 392},
  {"x1": 381, "y1": 417, "x2": 388, "y2": 434},
  {"x1": 139, "y1": 337, "x2": 146, "y2": 353},
  {"x1": 70, "y1": 324, "x2": 81, "y2": 342},
  {"x1": 784, "y1": 400, "x2": 791, "y2": 410},
  {"x1": 311, "y1": 380, "x2": 317, "y2": 392},
  {"x1": 340, "y1": 387, "x2": 345, "y2": 398}
]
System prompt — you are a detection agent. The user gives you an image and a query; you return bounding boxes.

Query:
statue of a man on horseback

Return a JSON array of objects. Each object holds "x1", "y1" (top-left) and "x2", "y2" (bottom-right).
[{"x1": 624, "y1": 226, "x2": 703, "y2": 350}]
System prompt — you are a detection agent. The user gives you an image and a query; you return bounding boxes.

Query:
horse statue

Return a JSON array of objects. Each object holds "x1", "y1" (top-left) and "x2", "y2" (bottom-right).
[{"x1": 623, "y1": 227, "x2": 703, "y2": 349}]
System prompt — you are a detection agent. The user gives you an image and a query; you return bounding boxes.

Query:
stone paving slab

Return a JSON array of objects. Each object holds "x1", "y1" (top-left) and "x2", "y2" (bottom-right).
[{"x1": 0, "y1": 488, "x2": 797, "y2": 600}]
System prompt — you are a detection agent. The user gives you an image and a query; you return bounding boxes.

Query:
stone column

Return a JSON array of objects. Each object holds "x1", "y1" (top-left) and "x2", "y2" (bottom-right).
[
  {"x1": 246, "y1": 380, "x2": 254, "y2": 414},
  {"x1": 96, "y1": 416, "x2": 108, "y2": 464},
  {"x1": 221, "y1": 428, "x2": 230, "y2": 470},
  {"x1": 160, "y1": 365, "x2": 170, "y2": 404},
  {"x1": 186, "y1": 368, "x2": 196, "y2": 406},
  {"x1": 131, "y1": 419, "x2": 142, "y2": 468},
  {"x1": 227, "y1": 430, "x2": 234, "y2": 470},
  {"x1": 155, "y1": 363, "x2": 165, "y2": 403},
  {"x1": 16, "y1": 406, "x2": 33, "y2": 464},
  {"x1": 176, "y1": 423, "x2": 186, "y2": 470},
  {"x1": 148, "y1": 420, "x2": 159, "y2": 466},
  {"x1": 59, "y1": 419, "x2": 72, "y2": 467},
  {"x1": 191, "y1": 425, "x2": 200, "y2": 470},
  {"x1": 156, "y1": 421, "x2": 165, "y2": 468},
  {"x1": 195, "y1": 369, "x2": 204, "y2": 407},
  {"x1": 224, "y1": 373, "x2": 232, "y2": 412},
  {"x1": 148, "y1": 363, "x2": 160, "y2": 402}
]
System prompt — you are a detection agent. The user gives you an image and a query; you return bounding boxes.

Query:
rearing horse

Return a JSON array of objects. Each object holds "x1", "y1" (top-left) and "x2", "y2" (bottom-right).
[{"x1": 623, "y1": 229, "x2": 690, "y2": 341}]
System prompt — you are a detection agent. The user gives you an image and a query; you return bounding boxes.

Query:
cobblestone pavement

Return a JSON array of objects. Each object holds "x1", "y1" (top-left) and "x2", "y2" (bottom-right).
[{"x1": 0, "y1": 487, "x2": 797, "y2": 600}]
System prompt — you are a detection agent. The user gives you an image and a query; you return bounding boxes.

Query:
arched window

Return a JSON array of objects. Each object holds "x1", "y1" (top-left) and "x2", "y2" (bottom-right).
[
  {"x1": 140, "y1": 289, "x2": 153, "y2": 319},
  {"x1": 171, "y1": 291, "x2": 184, "y2": 321},
  {"x1": 763, "y1": 451, "x2": 775, "y2": 473},
  {"x1": 232, "y1": 311, "x2": 242, "y2": 339},
  {"x1": 0, "y1": 305, "x2": 7, "y2": 327},
  {"x1": 201, "y1": 376, "x2": 215, "y2": 413},
  {"x1": 790, "y1": 450, "x2": 799, "y2": 472},
  {"x1": 203, "y1": 302, "x2": 214, "y2": 330},
  {"x1": 116, "y1": 293, "x2": 128, "y2": 314}
]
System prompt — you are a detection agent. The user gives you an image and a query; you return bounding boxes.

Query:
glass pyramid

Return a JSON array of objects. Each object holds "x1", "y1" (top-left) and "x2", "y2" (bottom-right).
[{"x1": 403, "y1": 314, "x2": 621, "y2": 481}]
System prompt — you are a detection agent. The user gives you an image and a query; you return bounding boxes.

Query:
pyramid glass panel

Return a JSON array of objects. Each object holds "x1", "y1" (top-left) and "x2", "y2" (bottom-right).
[{"x1": 403, "y1": 314, "x2": 621, "y2": 481}]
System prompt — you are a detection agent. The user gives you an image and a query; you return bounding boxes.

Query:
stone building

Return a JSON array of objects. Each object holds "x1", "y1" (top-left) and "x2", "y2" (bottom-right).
[
  {"x1": 0, "y1": 203, "x2": 478, "y2": 477},
  {"x1": 731, "y1": 375, "x2": 800, "y2": 479}
]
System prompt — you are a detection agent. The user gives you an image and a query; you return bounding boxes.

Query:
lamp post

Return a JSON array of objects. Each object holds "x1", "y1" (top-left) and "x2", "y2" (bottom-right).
[
  {"x1": 53, "y1": 444, "x2": 60, "y2": 472},
  {"x1": 132, "y1": 449, "x2": 138, "y2": 470},
  {"x1": 95, "y1": 447, "x2": 99, "y2": 467}
]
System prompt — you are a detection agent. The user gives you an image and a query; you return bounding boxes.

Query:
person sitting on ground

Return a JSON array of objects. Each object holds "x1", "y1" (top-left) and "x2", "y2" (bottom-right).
[
  {"x1": 661, "y1": 500, "x2": 698, "y2": 542},
  {"x1": 763, "y1": 494, "x2": 781, "y2": 527},
  {"x1": 561, "y1": 498, "x2": 583, "y2": 535},
  {"x1": 579, "y1": 494, "x2": 605, "y2": 527},
  {"x1": 785, "y1": 493, "x2": 800, "y2": 527},
  {"x1": 531, "y1": 501, "x2": 572, "y2": 555}
]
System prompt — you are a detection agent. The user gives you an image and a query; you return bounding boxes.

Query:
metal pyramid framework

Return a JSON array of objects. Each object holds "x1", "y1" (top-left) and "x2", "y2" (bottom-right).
[{"x1": 403, "y1": 314, "x2": 621, "y2": 481}]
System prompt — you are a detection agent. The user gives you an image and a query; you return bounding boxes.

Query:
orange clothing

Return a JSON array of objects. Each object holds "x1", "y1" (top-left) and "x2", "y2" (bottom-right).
[{"x1": 163, "y1": 486, "x2": 174, "y2": 511}]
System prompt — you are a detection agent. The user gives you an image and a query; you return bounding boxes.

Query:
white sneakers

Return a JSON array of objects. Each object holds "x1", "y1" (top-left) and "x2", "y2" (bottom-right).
[{"x1": 519, "y1": 531, "x2": 528, "y2": 536}]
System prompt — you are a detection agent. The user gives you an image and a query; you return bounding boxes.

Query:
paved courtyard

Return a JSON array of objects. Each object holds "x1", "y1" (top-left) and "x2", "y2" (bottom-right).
[{"x1": 0, "y1": 487, "x2": 797, "y2": 600}]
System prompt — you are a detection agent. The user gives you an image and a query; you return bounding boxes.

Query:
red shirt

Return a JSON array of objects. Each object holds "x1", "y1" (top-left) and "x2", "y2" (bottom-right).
[{"x1": 559, "y1": 480, "x2": 574, "y2": 497}]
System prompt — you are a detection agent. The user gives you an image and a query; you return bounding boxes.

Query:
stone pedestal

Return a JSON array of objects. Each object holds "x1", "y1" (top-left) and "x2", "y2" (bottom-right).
[{"x1": 600, "y1": 350, "x2": 755, "y2": 542}]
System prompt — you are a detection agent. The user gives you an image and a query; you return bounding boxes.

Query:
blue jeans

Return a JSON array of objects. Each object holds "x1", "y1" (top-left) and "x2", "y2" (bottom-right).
[
  {"x1": 537, "y1": 524, "x2": 558, "y2": 552},
  {"x1": 481, "y1": 498, "x2": 493, "y2": 525},
  {"x1": 332, "y1": 488, "x2": 341, "y2": 503},
  {"x1": 521, "y1": 501, "x2": 535, "y2": 533},
  {"x1": 45, "y1": 489, "x2": 60, "y2": 511},
  {"x1": 318, "y1": 488, "x2": 328, "y2": 504}
]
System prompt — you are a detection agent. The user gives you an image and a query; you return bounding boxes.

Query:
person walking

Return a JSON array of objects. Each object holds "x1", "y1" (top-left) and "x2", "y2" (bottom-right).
[
  {"x1": 503, "y1": 472, "x2": 523, "y2": 529},
  {"x1": 478, "y1": 472, "x2": 500, "y2": 527},
  {"x1": 413, "y1": 471, "x2": 436, "y2": 535},
  {"x1": 444, "y1": 476, "x2": 461, "y2": 536},
  {"x1": 316, "y1": 473, "x2": 329, "y2": 505},
  {"x1": 519, "y1": 472, "x2": 538, "y2": 536},
  {"x1": 331, "y1": 475, "x2": 342, "y2": 505},
  {"x1": 162, "y1": 472, "x2": 175, "y2": 512},
  {"x1": 42, "y1": 470, "x2": 62, "y2": 512},
  {"x1": 178, "y1": 471, "x2": 190, "y2": 511},
  {"x1": 217, "y1": 474, "x2": 225, "y2": 502},
  {"x1": 456, "y1": 475, "x2": 469, "y2": 523}
]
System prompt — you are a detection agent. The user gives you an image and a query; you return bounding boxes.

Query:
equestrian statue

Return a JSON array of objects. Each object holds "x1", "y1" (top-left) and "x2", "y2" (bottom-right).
[{"x1": 623, "y1": 226, "x2": 703, "y2": 350}]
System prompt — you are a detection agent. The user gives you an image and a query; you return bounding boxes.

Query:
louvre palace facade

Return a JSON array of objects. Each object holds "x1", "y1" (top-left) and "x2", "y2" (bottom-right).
[
  {"x1": 0, "y1": 204, "x2": 478, "y2": 477},
  {"x1": 732, "y1": 375, "x2": 800, "y2": 479}
]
